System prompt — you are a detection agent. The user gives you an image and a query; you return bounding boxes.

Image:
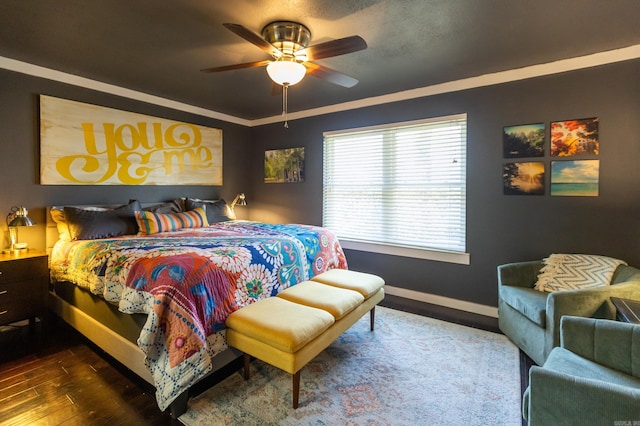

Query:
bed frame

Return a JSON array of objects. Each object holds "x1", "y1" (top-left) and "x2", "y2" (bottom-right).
[{"x1": 45, "y1": 206, "x2": 240, "y2": 418}]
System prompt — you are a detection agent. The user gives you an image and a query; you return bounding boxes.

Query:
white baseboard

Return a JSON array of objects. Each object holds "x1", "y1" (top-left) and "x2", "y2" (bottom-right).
[{"x1": 384, "y1": 285, "x2": 498, "y2": 318}]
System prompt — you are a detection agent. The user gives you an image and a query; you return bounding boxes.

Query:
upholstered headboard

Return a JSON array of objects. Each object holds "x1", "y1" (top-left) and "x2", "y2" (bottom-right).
[{"x1": 45, "y1": 197, "x2": 233, "y2": 253}]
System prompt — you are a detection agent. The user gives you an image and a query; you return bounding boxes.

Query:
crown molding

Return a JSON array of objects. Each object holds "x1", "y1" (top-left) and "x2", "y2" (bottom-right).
[
  {"x1": 0, "y1": 56, "x2": 251, "y2": 126},
  {"x1": 253, "y1": 44, "x2": 640, "y2": 126},
  {"x1": 2, "y1": 44, "x2": 640, "y2": 128}
]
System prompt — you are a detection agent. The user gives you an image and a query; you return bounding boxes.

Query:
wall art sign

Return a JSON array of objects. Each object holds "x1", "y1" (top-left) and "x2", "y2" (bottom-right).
[
  {"x1": 40, "y1": 95, "x2": 223, "y2": 185},
  {"x1": 503, "y1": 162, "x2": 545, "y2": 195},
  {"x1": 502, "y1": 123, "x2": 545, "y2": 158},
  {"x1": 550, "y1": 117, "x2": 599, "y2": 157},
  {"x1": 551, "y1": 160, "x2": 599, "y2": 196},
  {"x1": 264, "y1": 147, "x2": 305, "y2": 183}
]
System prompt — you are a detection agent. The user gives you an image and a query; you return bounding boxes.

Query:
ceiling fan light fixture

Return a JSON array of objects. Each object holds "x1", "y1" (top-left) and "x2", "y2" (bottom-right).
[
  {"x1": 266, "y1": 60, "x2": 306, "y2": 86},
  {"x1": 262, "y1": 21, "x2": 311, "y2": 54},
  {"x1": 206, "y1": 21, "x2": 367, "y2": 127}
]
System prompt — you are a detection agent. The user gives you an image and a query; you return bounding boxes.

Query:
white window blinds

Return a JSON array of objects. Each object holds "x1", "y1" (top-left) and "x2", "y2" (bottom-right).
[{"x1": 323, "y1": 114, "x2": 467, "y2": 257}]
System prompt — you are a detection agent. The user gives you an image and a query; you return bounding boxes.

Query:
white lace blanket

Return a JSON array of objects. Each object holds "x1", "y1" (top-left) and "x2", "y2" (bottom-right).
[{"x1": 534, "y1": 253, "x2": 627, "y2": 292}]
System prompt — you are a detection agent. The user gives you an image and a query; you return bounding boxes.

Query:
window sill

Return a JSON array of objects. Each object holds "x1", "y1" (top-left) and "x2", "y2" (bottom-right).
[{"x1": 339, "y1": 239, "x2": 470, "y2": 265}]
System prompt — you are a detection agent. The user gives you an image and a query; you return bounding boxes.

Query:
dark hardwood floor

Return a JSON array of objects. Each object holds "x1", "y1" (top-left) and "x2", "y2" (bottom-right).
[
  {"x1": 0, "y1": 320, "x2": 180, "y2": 425},
  {"x1": 0, "y1": 301, "x2": 529, "y2": 426}
]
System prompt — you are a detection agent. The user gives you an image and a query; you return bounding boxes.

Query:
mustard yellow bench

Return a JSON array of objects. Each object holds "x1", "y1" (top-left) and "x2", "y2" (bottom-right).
[{"x1": 225, "y1": 269, "x2": 385, "y2": 408}]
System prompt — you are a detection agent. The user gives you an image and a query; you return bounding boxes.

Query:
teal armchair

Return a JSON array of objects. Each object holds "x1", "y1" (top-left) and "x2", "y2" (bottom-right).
[
  {"x1": 498, "y1": 260, "x2": 640, "y2": 365},
  {"x1": 523, "y1": 316, "x2": 640, "y2": 425}
]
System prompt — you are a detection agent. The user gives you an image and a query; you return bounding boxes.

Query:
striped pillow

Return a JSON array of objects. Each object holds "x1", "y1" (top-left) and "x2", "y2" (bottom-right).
[{"x1": 135, "y1": 207, "x2": 208, "y2": 235}]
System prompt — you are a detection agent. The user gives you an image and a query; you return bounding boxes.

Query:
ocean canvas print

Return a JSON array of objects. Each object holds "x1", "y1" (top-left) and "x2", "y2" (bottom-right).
[{"x1": 551, "y1": 160, "x2": 599, "y2": 196}]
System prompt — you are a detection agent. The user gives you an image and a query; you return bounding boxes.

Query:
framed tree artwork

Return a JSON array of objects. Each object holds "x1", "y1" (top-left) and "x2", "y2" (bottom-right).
[
  {"x1": 264, "y1": 147, "x2": 305, "y2": 183},
  {"x1": 503, "y1": 123, "x2": 545, "y2": 158},
  {"x1": 550, "y1": 117, "x2": 599, "y2": 156}
]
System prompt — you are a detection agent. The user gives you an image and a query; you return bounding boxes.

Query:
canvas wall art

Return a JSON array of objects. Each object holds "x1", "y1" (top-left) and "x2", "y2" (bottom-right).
[
  {"x1": 503, "y1": 162, "x2": 545, "y2": 195},
  {"x1": 40, "y1": 95, "x2": 223, "y2": 185},
  {"x1": 502, "y1": 123, "x2": 545, "y2": 158},
  {"x1": 264, "y1": 147, "x2": 305, "y2": 183},
  {"x1": 550, "y1": 160, "x2": 599, "y2": 196},
  {"x1": 550, "y1": 117, "x2": 599, "y2": 156}
]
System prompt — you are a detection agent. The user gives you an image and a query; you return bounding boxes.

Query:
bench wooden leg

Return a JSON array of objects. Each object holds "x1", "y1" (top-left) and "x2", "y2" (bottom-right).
[
  {"x1": 370, "y1": 306, "x2": 376, "y2": 331},
  {"x1": 243, "y1": 353, "x2": 251, "y2": 380},
  {"x1": 292, "y1": 371, "x2": 300, "y2": 409}
]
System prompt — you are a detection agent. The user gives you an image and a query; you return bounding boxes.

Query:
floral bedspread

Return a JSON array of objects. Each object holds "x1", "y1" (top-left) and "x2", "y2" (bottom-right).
[{"x1": 50, "y1": 221, "x2": 348, "y2": 410}]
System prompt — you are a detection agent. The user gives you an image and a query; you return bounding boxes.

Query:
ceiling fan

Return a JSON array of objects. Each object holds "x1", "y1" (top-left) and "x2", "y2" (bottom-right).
[
  {"x1": 201, "y1": 21, "x2": 367, "y2": 126},
  {"x1": 202, "y1": 21, "x2": 367, "y2": 87}
]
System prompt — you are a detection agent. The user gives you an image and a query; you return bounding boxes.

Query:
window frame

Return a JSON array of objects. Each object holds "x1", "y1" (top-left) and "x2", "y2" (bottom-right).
[{"x1": 322, "y1": 114, "x2": 469, "y2": 265}]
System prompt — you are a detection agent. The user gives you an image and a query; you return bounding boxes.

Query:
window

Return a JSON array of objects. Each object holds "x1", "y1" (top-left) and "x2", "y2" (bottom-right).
[{"x1": 323, "y1": 114, "x2": 468, "y2": 264}]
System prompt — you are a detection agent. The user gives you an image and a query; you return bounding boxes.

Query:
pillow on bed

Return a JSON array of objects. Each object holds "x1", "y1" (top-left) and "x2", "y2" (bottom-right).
[
  {"x1": 50, "y1": 208, "x2": 71, "y2": 241},
  {"x1": 135, "y1": 206, "x2": 208, "y2": 235},
  {"x1": 185, "y1": 197, "x2": 233, "y2": 223},
  {"x1": 140, "y1": 198, "x2": 185, "y2": 214},
  {"x1": 64, "y1": 200, "x2": 141, "y2": 240},
  {"x1": 51, "y1": 205, "x2": 123, "y2": 241}
]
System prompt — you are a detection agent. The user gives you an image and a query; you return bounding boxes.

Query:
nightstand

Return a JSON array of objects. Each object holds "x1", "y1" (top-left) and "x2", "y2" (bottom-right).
[
  {"x1": 0, "y1": 251, "x2": 49, "y2": 336},
  {"x1": 610, "y1": 297, "x2": 640, "y2": 324}
]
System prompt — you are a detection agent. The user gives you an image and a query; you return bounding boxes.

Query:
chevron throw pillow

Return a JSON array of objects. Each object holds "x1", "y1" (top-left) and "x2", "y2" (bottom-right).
[{"x1": 534, "y1": 254, "x2": 627, "y2": 292}]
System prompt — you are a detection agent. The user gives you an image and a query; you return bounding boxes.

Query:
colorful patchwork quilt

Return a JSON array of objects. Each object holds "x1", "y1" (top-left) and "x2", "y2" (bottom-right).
[{"x1": 50, "y1": 221, "x2": 348, "y2": 410}]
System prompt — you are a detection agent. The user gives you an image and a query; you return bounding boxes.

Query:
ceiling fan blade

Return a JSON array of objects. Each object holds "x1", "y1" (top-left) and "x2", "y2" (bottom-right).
[
  {"x1": 223, "y1": 23, "x2": 281, "y2": 58},
  {"x1": 301, "y1": 35, "x2": 367, "y2": 61},
  {"x1": 305, "y1": 63, "x2": 359, "y2": 88},
  {"x1": 200, "y1": 60, "x2": 271, "y2": 73}
]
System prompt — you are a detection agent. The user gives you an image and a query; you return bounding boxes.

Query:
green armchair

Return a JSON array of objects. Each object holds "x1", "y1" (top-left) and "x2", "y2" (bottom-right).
[
  {"x1": 523, "y1": 316, "x2": 640, "y2": 425},
  {"x1": 498, "y1": 260, "x2": 640, "y2": 365}
]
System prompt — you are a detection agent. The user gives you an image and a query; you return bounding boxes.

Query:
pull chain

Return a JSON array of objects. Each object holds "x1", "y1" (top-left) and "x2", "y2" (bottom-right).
[{"x1": 282, "y1": 83, "x2": 289, "y2": 128}]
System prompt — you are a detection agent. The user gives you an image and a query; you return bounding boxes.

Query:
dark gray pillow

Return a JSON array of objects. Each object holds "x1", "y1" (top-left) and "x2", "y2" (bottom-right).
[
  {"x1": 185, "y1": 197, "x2": 232, "y2": 223},
  {"x1": 142, "y1": 198, "x2": 184, "y2": 214},
  {"x1": 64, "y1": 200, "x2": 141, "y2": 240}
]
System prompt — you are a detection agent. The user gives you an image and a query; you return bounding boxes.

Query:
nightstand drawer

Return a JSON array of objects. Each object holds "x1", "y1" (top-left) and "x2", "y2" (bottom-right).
[
  {"x1": 0, "y1": 256, "x2": 48, "y2": 284},
  {"x1": 0, "y1": 278, "x2": 46, "y2": 324}
]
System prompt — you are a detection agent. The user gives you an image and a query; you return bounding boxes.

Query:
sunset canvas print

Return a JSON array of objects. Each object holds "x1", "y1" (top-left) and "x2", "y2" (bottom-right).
[
  {"x1": 503, "y1": 162, "x2": 545, "y2": 195},
  {"x1": 551, "y1": 160, "x2": 599, "y2": 196},
  {"x1": 550, "y1": 117, "x2": 599, "y2": 156}
]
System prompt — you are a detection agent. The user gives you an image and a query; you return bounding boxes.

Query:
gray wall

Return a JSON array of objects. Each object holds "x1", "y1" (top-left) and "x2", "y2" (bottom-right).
[
  {"x1": 2, "y1": 59, "x2": 639, "y2": 310},
  {"x1": 0, "y1": 69, "x2": 251, "y2": 250},
  {"x1": 248, "y1": 59, "x2": 640, "y2": 307}
]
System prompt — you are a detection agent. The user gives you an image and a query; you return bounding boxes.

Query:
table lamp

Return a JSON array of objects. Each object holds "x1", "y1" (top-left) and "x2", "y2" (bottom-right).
[{"x1": 4, "y1": 206, "x2": 35, "y2": 254}]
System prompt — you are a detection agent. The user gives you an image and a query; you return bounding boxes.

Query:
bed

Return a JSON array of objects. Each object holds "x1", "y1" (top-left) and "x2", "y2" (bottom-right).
[{"x1": 46, "y1": 198, "x2": 348, "y2": 417}]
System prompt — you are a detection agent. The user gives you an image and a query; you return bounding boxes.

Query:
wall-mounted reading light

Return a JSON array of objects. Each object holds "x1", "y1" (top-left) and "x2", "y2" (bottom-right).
[{"x1": 230, "y1": 193, "x2": 247, "y2": 210}]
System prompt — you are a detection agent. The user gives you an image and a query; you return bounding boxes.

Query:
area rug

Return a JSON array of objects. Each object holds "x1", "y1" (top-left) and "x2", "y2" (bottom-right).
[{"x1": 179, "y1": 306, "x2": 521, "y2": 426}]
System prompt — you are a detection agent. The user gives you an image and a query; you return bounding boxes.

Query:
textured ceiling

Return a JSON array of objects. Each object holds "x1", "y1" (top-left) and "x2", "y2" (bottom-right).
[{"x1": 1, "y1": 0, "x2": 640, "y2": 120}]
